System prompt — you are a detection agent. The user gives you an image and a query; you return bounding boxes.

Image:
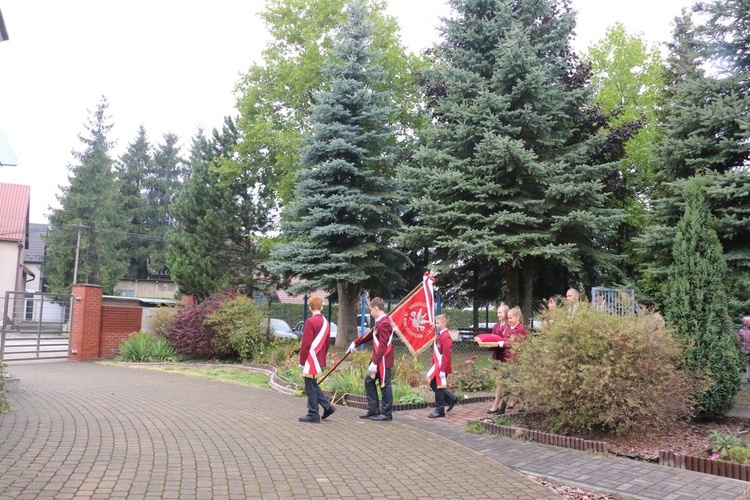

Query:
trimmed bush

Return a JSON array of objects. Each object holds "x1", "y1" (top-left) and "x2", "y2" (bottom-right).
[
  {"x1": 205, "y1": 295, "x2": 268, "y2": 362},
  {"x1": 507, "y1": 304, "x2": 699, "y2": 436},
  {"x1": 146, "y1": 306, "x2": 178, "y2": 338}
]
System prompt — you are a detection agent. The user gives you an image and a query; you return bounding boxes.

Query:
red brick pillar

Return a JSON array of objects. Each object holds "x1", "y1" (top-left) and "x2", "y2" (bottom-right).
[{"x1": 69, "y1": 284, "x2": 103, "y2": 361}]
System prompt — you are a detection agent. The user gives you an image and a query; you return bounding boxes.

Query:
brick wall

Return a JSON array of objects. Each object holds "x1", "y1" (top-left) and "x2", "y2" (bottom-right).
[
  {"x1": 69, "y1": 284, "x2": 103, "y2": 361},
  {"x1": 99, "y1": 305, "x2": 143, "y2": 359}
]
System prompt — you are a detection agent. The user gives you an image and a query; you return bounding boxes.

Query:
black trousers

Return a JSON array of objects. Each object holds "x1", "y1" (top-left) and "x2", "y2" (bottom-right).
[
  {"x1": 304, "y1": 376, "x2": 332, "y2": 417},
  {"x1": 364, "y1": 367, "x2": 393, "y2": 417},
  {"x1": 430, "y1": 377, "x2": 457, "y2": 413}
]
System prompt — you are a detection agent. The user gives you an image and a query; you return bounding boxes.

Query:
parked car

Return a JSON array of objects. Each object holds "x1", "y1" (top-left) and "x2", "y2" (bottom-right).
[
  {"x1": 457, "y1": 322, "x2": 496, "y2": 342},
  {"x1": 293, "y1": 320, "x2": 338, "y2": 341},
  {"x1": 268, "y1": 318, "x2": 298, "y2": 339}
]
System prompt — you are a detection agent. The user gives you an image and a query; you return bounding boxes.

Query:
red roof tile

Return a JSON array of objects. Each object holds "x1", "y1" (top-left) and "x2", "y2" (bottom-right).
[
  {"x1": 275, "y1": 278, "x2": 330, "y2": 305},
  {"x1": 0, "y1": 183, "x2": 30, "y2": 242}
]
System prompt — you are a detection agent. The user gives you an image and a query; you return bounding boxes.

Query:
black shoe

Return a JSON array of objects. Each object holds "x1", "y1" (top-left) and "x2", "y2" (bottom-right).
[
  {"x1": 497, "y1": 402, "x2": 507, "y2": 415},
  {"x1": 369, "y1": 414, "x2": 392, "y2": 421},
  {"x1": 486, "y1": 408, "x2": 499, "y2": 414},
  {"x1": 360, "y1": 412, "x2": 379, "y2": 419},
  {"x1": 428, "y1": 410, "x2": 445, "y2": 418},
  {"x1": 446, "y1": 398, "x2": 458, "y2": 413},
  {"x1": 299, "y1": 415, "x2": 321, "y2": 423},
  {"x1": 322, "y1": 406, "x2": 335, "y2": 420}
]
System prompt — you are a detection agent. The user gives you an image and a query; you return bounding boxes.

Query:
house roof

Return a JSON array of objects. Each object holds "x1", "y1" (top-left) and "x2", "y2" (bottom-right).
[
  {"x1": 275, "y1": 278, "x2": 329, "y2": 305},
  {"x1": 25, "y1": 223, "x2": 48, "y2": 262},
  {"x1": 0, "y1": 183, "x2": 30, "y2": 242}
]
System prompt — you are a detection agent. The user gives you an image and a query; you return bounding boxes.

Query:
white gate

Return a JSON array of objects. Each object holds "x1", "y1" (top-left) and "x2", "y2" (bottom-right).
[{"x1": 0, "y1": 291, "x2": 72, "y2": 362}]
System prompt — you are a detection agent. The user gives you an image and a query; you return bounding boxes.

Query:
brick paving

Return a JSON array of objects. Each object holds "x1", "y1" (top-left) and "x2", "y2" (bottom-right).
[
  {"x1": 397, "y1": 402, "x2": 750, "y2": 499},
  {"x1": 0, "y1": 362, "x2": 558, "y2": 499}
]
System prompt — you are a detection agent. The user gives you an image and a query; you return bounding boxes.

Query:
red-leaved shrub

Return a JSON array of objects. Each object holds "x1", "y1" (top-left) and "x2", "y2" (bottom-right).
[{"x1": 166, "y1": 288, "x2": 238, "y2": 358}]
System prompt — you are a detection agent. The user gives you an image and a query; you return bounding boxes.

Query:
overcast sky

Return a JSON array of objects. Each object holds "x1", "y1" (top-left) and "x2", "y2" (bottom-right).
[{"x1": 0, "y1": 0, "x2": 694, "y2": 223}]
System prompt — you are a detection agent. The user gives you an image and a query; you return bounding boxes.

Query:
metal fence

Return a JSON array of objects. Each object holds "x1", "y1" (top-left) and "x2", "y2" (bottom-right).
[{"x1": 1, "y1": 291, "x2": 72, "y2": 362}]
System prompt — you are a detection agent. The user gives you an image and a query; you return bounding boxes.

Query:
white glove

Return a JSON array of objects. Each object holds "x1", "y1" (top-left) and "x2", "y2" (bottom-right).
[
  {"x1": 439, "y1": 371, "x2": 446, "y2": 380},
  {"x1": 368, "y1": 362, "x2": 377, "y2": 373},
  {"x1": 347, "y1": 342, "x2": 356, "y2": 354},
  {"x1": 498, "y1": 341, "x2": 504, "y2": 347},
  {"x1": 299, "y1": 364, "x2": 305, "y2": 370}
]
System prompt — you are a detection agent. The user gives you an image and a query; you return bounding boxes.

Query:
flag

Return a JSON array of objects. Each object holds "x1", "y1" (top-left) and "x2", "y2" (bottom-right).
[{"x1": 389, "y1": 273, "x2": 436, "y2": 355}]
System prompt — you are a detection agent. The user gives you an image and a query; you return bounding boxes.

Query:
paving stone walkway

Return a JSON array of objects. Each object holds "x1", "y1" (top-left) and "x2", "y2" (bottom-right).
[
  {"x1": 398, "y1": 403, "x2": 750, "y2": 499},
  {"x1": 3, "y1": 362, "x2": 750, "y2": 499},
  {"x1": 0, "y1": 362, "x2": 556, "y2": 499}
]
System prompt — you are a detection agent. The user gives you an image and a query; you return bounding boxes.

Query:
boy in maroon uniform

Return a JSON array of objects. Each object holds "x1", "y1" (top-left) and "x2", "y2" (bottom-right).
[
  {"x1": 347, "y1": 297, "x2": 394, "y2": 421},
  {"x1": 427, "y1": 314, "x2": 459, "y2": 418},
  {"x1": 298, "y1": 297, "x2": 335, "y2": 423}
]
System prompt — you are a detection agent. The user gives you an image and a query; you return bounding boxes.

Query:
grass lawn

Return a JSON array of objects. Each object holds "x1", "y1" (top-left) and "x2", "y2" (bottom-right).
[{"x1": 108, "y1": 362, "x2": 270, "y2": 389}]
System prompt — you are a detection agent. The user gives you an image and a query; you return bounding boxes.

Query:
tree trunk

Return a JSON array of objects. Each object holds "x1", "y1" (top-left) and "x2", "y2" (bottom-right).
[
  {"x1": 504, "y1": 266, "x2": 520, "y2": 307},
  {"x1": 336, "y1": 281, "x2": 360, "y2": 347},
  {"x1": 521, "y1": 260, "x2": 535, "y2": 325}
]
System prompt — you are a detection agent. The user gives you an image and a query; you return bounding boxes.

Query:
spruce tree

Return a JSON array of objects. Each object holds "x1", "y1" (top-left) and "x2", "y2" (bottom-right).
[
  {"x1": 636, "y1": 0, "x2": 750, "y2": 316},
  {"x1": 144, "y1": 132, "x2": 184, "y2": 274},
  {"x1": 115, "y1": 126, "x2": 153, "y2": 279},
  {"x1": 664, "y1": 179, "x2": 742, "y2": 419},
  {"x1": 268, "y1": 0, "x2": 406, "y2": 345},
  {"x1": 401, "y1": 0, "x2": 624, "y2": 312},
  {"x1": 166, "y1": 118, "x2": 274, "y2": 299},
  {"x1": 45, "y1": 97, "x2": 128, "y2": 293}
]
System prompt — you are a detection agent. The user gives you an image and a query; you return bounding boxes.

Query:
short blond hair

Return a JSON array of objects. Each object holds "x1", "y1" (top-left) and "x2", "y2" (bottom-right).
[
  {"x1": 436, "y1": 313, "x2": 450, "y2": 327},
  {"x1": 308, "y1": 296, "x2": 324, "y2": 312}
]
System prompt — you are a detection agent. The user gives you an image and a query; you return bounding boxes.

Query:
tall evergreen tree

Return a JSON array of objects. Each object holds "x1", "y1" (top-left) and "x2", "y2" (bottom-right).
[
  {"x1": 401, "y1": 0, "x2": 624, "y2": 313},
  {"x1": 166, "y1": 118, "x2": 274, "y2": 299},
  {"x1": 636, "y1": 0, "x2": 750, "y2": 316},
  {"x1": 231, "y1": 0, "x2": 426, "y2": 208},
  {"x1": 45, "y1": 97, "x2": 128, "y2": 293},
  {"x1": 664, "y1": 179, "x2": 742, "y2": 418},
  {"x1": 268, "y1": 0, "x2": 407, "y2": 345},
  {"x1": 144, "y1": 132, "x2": 184, "y2": 274},
  {"x1": 115, "y1": 126, "x2": 153, "y2": 279}
]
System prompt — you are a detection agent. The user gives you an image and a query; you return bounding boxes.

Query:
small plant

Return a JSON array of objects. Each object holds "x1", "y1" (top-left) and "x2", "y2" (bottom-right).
[
  {"x1": 150, "y1": 337, "x2": 179, "y2": 362},
  {"x1": 708, "y1": 429, "x2": 748, "y2": 462},
  {"x1": 322, "y1": 366, "x2": 365, "y2": 395},
  {"x1": 0, "y1": 362, "x2": 12, "y2": 414},
  {"x1": 392, "y1": 354, "x2": 424, "y2": 388},
  {"x1": 466, "y1": 420, "x2": 485, "y2": 434},
  {"x1": 494, "y1": 415, "x2": 513, "y2": 427},
  {"x1": 119, "y1": 332, "x2": 155, "y2": 362},
  {"x1": 118, "y1": 332, "x2": 178, "y2": 362},
  {"x1": 452, "y1": 357, "x2": 494, "y2": 393},
  {"x1": 392, "y1": 384, "x2": 427, "y2": 404}
]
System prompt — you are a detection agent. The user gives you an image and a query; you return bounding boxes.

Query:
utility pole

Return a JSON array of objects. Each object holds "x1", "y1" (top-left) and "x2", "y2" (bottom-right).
[{"x1": 72, "y1": 225, "x2": 82, "y2": 285}]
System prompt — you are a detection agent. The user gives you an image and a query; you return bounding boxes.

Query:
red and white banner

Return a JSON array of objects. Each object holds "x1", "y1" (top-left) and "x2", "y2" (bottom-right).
[{"x1": 389, "y1": 273, "x2": 436, "y2": 355}]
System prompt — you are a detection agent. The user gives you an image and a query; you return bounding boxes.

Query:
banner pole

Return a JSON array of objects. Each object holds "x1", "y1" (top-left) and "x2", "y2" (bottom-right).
[{"x1": 318, "y1": 283, "x2": 425, "y2": 385}]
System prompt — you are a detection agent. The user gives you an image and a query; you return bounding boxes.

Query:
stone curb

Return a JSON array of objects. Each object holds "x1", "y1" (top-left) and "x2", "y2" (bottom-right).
[
  {"x1": 659, "y1": 450, "x2": 750, "y2": 482},
  {"x1": 477, "y1": 419, "x2": 608, "y2": 453}
]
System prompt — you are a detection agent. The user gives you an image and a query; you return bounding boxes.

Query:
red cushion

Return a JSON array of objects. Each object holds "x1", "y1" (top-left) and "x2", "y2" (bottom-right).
[{"x1": 475, "y1": 333, "x2": 502, "y2": 342}]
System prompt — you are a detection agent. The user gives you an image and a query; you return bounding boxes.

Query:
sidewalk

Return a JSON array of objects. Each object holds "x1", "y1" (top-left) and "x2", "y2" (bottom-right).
[{"x1": 397, "y1": 403, "x2": 750, "y2": 499}]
